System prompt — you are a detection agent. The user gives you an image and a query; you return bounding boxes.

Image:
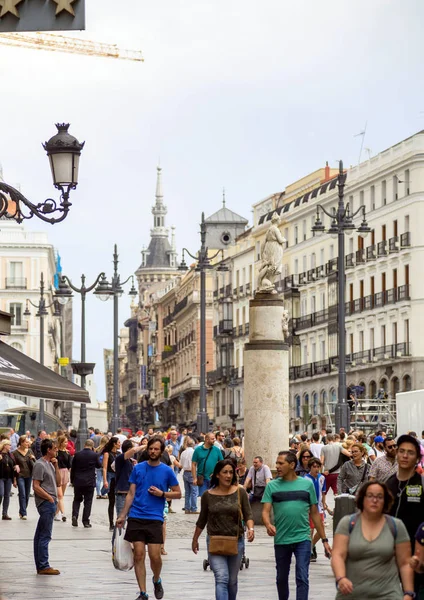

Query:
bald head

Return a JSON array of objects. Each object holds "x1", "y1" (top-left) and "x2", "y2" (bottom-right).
[{"x1": 84, "y1": 439, "x2": 95, "y2": 449}]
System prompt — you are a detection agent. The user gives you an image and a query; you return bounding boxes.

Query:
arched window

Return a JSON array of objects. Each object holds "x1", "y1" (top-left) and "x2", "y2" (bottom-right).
[
  {"x1": 369, "y1": 380, "x2": 377, "y2": 398},
  {"x1": 10, "y1": 342, "x2": 23, "y2": 352},
  {"x1": 379, "y1": 378, "x2": 388, "y2": 393},
  {"x1": 330, "y1": 388, "x2": 337, "y2": 412},
  {"x1": 403, "y1": 374, "x2": 412, "y2": 392},
  {"x1": 391, "y1": 377, "x2": 400, "y2": 398},
  {"x1": 312, "y1": 391, "x2": 318, "y2": 415},
  {"x1": 295, "y1": 395, "x2": 301, "y2": 418},
  {"x1": 320, "y1": 390, "x2": 328, "y2": 413}
]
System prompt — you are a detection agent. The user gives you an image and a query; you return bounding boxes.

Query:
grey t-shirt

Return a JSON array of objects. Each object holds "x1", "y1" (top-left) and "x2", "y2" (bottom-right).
[
  {"x1": 335, "y1": 514, "x2": 409, "y2": 600},
  {"x1": 32, "y1": 458, "x2": 58, "y2": 507},
  {"x1": 247, "y1": 465, "x2": 272, "y2": 487},
  {"x1": 321, "y1": 443, "x2": 342, "y2": 473}
]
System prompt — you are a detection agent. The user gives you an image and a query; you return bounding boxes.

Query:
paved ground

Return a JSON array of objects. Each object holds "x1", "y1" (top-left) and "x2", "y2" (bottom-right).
[{"x1": 0, "y1": 482, "x2": 337, "y2": 600}]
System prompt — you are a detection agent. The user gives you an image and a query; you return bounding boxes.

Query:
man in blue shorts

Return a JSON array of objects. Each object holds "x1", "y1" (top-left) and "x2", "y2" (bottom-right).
[{"x1": 116, "y1": 436, "x2": 181, "y2": 600}]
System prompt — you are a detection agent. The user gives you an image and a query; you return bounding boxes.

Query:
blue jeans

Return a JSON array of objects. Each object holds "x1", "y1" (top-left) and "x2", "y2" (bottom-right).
[
  {"x1": 115, "y1": 493, "x2": 127, "y2": 518},
  {"x1": 95, "y1": 468, "x2": 104, "y2": 496},
  {"x1": 207, "y1": 537, "x2": 244, "y2": 600},
  {"x1": 183, "y1": 471, "x2": 198, "y2": 511},
  {"x1": 34, "y1": 500, "x2": 57, "y2": 571},
  {"x1": 198, "y1": 478, "x2": 211, "y2": 497},
  {"x1": 17, "y1": 476, "x2": 32, "y2": 517},
  {"x1": 0, "y1": 478, "x2": 12, "y2": 516},
  {"x1": 274, "y1": 540, "x2": 311, "y2": 600}
]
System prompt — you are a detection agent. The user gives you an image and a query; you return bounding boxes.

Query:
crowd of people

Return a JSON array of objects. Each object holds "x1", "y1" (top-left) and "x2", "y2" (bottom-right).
[{"x1": 1, "y1": 423, "x2": 424, "y2": 600}]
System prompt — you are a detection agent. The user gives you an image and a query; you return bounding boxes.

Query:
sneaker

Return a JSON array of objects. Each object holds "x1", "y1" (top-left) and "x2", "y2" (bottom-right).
[
  {"x1": 19, "y1": 515, "x2": 27, "y2": 520},
  {"x1": 2, "y1": 515, "x2": 11, "y2": 520},
  {"x1": 83, "y1": 522, "x2": 92, "y2": 528},
  {"x1": 109, "y1": 525, "x2": 114, "y2": 532},
  {"x1": 312, "y1": 545, "x2": 317, "y2": 560},
  {"x1": 72, "y1": 517, "x2": 78, "y2": 527},
  {"x1": 135, "y1": 593, "x2": 149, "y2": 600},
  {"x1": 37, "y1": 567, "x2": 60, "y2": 575},
  {"x1": 54, "y1": 515, "x2": 62, "y2": 522},
  {"x1": 310, "y1": 553, "x2": 317, "y2": 563},
  {"x1": 152, "y1": 577, "x2": 164, "y2": 599}
]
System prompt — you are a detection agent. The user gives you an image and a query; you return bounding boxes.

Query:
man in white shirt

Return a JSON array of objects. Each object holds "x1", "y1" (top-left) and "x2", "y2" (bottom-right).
[
  {"x1": 114, "y1": 428, "x2": 128, "y2": 448},
  {"x1": 179, "y1": 439, "x2": 198, "y2": 514},
  {"x1": 214, "y1": 431, "x2": 225, "y2": 452},
  {"x1": 244, "y1": 456, "x2": 272, "y2": 503},
  {"x1": 309, "y1": 432, "x2": 324, "y2": 459}
]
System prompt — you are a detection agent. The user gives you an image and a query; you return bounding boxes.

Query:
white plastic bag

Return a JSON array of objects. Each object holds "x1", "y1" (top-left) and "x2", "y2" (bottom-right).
[{"x1": 112, "y1": 526, "x2": 134, "y2": 571}]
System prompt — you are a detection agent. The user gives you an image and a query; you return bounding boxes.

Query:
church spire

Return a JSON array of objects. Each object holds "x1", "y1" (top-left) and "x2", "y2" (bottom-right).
[{"x1": 151, "y1": 166, "x2": 167, "y2": 237}]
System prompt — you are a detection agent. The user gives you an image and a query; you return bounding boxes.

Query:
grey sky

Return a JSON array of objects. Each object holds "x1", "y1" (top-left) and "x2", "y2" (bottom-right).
[{"x1": 1, "y1": 0, "x2": 423, "y2": 402}]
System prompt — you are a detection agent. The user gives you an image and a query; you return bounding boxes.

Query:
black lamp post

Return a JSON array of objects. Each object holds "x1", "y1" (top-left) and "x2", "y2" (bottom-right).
[
  {"x1": 55, "y1": 272, "x2": 109, "y2": 450},
  {"x1": 178, "y1": 213, "x2": 228, "y2": 434},
  {"x1": 312, "y1": 160, "x2": 371, "y2": 431},
  {"x1": 24, "y1": 273, "x2": 61, "y2": 431},
  {"x1": 93, "y1": 245, "x2": 137, "y2": 434},
  {"x1": 0, "y1": 124, "x2": 84, "y2": 224}
]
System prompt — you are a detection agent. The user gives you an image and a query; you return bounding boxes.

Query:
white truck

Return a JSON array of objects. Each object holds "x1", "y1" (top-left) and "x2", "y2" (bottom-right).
[{"x1": 395, "y1": 389, "x2": 424, "y2": 435}]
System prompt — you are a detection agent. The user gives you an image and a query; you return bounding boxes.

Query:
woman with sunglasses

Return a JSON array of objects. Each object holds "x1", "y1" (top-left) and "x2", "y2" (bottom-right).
[
  {"x1": 331, "y1": 480, "x2": 414, "y2": 599},
  {"x1": 295, "y1": 448, "x2": 313, "y2": 478}
]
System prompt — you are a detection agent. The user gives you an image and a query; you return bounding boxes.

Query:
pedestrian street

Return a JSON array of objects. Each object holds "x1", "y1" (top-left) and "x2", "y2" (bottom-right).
[{"x1": 1, "y1": 486, "x2": 336, "y2": 600}]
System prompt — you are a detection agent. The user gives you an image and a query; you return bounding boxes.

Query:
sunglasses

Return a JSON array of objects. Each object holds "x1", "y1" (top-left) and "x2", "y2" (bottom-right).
[{"x1": 386, "y1": 444, "x2": 397, "y2": 450}]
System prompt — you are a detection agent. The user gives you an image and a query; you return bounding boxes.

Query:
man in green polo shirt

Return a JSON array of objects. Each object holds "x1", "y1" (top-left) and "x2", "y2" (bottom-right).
[{"x1": 262, "y1": 451, "x2": 331, "y2": 600}]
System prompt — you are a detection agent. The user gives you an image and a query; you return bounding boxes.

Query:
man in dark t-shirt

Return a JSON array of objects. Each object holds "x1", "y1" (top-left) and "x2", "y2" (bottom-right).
[{"x1": 386, "y1": 434, "x2": 424, "y2": 596}]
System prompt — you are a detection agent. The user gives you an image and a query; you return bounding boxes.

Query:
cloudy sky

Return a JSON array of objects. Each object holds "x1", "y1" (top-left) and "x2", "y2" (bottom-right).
[{"x1": 1, "y1": 0, "x2": 423, "y2": 402}]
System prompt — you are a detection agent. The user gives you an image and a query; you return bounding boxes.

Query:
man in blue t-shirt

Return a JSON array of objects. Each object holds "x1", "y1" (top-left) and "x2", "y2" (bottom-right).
[{"x1": 117, "y1": 436, "x2": 181, "y2": 600}]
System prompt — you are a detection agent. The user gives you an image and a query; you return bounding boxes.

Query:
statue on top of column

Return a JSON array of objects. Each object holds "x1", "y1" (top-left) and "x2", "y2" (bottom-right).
[{"x1": 257, "y1": 212, "x2": 286, "y2": 294}]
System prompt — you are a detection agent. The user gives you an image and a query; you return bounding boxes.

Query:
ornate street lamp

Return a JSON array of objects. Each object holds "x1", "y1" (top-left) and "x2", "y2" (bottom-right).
[
  {"x1": 55, "y1": 272, "x2": 109, "y2": 450},
  {"x1": 179, "y1": 213, "x2": 228, "y2": 434},
  {"x1": 311, "y1": 160, "x2": 371, "y2": 431},
  {"x1": 24, "y1": 273, "x2": 61, "y2": 430},
  {"x1": 91, "y1": 245, "x2": 137, "y2": 433},
  {"x1": 0, "y1": 123, "x2": 84, "y2": 224}
]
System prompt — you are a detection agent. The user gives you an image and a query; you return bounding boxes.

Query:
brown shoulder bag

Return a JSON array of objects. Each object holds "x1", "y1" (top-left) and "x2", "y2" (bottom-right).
[{"x1": 209, "y1": 486, "x2": 242, "y2": 556}]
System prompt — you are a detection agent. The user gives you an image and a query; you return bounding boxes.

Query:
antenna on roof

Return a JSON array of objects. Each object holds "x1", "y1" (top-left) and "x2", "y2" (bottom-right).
[
  {"x1": 222, "y1": 187, "x2": 226, "y2": 207},
  {"x1": 354, "y1": 121, "x2": 367, "y2": 165}
]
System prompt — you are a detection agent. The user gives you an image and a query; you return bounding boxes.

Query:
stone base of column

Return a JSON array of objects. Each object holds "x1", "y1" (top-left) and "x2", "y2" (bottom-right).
[{"x1": 243, "y1": 294, "x2": 289, "y2": 470}]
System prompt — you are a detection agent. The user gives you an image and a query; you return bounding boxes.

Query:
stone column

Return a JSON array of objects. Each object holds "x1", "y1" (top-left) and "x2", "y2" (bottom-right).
[{"x1": 243, "y1": 293, "x2": 289, "y2": 470}]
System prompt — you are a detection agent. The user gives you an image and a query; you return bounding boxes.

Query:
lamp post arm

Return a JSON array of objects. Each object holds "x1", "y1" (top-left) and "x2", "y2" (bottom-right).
[
  {"x1": 120, "y1": 274, "x2": 134, "y2": 287},
  {"x1": 60, "y1": 272, "x2": 106, "y2": 295},
  {"x1": 316, "y1": 203, "x2": 336, "y2": 220},
  {"x1": 352, "y1": 204, "x2": 367, "y2": 219},
  {"x1": 0, "y1": 181, "x2": 74, "y2": 225},
  {"x1": 181, "y1": 248, "x2": 198, "y2": 261}
]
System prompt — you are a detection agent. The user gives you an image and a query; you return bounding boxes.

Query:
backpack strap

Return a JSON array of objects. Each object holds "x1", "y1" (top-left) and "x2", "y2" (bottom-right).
[
  {"x1": 348, "y1": 513, "x2": 359, "y2": 534},
  {"x1": 384, "y1": 514, "x2": 397, "y2": 539}
]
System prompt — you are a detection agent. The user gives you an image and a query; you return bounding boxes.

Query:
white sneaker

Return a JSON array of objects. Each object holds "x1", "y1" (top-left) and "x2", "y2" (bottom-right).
[{"x1": 54, "y1": 514, "x2": 62, "y2": 522}]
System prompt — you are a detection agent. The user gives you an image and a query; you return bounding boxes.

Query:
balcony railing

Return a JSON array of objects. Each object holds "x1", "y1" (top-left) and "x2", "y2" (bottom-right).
[
  {"x1": 400, "y1": 232, "x2": 411, "y2": 247},
  {"x1": 11, "y1": 320, "x2": 29, "y2": 331},
  {"x1": 366, "y1": 245, "x2": 377, "y2": 260},
  {"x1": 5, "y1": 277, "x2": 27, "y2": 289},
  {"x1": 225, "y1": 284, "x2": 232, "y2": 297},
  {"x1": 246, "y1": 282, "x2": 251, "y2": 295},
  {"x1": 218, "y1": 319, "x2": 233, "y2": 334},
  {"x1": 355, "y1": 249, "x2": 365, "y2": 264},
  {"x1": 345, "y1": 253, "x2": 355, "y2": 268},
  {"x1": 345, "y1": 286, "x2": 409, "y2": 316},
  {"x1": 389, "y1": 236, "x2": 399, "y2": 253},
  {"x1": 377, "y1": 240, "x2": 387, "y2": 257},
  {"x1": 292, "y1": 309, "x2": 328, "y2": 332},
  {"x1": 289, "y1": 343, "x2": 411, "y2": 380},
  {"x1": 245, "y1": 323, "x2": 250, "y2": 336},
  {"x1": 161, "y1": 345, "x2": 177, "y2": 360},
  {"x1": 238, "y1": 324, "x2": 243, "y2": 336}
]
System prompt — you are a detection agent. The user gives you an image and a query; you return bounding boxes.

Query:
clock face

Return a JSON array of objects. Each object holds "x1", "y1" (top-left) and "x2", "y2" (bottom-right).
[{"x1": 221, "y1": 231, "x2": 231, "y2": 245}]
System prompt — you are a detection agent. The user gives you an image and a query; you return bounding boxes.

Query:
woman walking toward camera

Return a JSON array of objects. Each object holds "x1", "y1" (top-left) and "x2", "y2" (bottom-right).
[
  {"x1": 12, "y1": 435, "x2": 36, "y2": 519},
  {"x1": 331, "y1": 480, "x2": 414, "y2": 599},
  {"x1": 192, "y1": 459, "x2": 254, "y2": 600}
]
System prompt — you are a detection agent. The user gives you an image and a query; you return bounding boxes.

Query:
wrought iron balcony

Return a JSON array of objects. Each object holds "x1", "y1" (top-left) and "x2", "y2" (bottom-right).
[{"x1": 5, "y1": 277, "x2": 27, "y2": 289}]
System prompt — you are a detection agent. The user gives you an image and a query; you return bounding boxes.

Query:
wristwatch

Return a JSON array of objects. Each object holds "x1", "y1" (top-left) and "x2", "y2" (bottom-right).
[
  {"x1": 403, "y1": 592, "x2": 416, "y2": 598},
  {"x1": 248, "y1": 528, "x2": 254, "y2": 532},
  {"x1": 321, "y1": 538, "x2": 329, "y2": 543}
]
